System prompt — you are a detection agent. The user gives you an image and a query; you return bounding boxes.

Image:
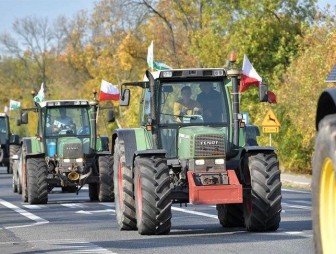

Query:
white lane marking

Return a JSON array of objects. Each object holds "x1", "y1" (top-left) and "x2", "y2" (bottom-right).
[
  {"x1": 282, "y1": 202, "x2": 311, "y2": 210},
  {"x1": 283, "y1": 188, "x2": 311, "y2": 194},
  {"x1": 61, "y1": 203, "x2": 87, "y2": 208},
  {"x1": 172, "y1": 206, "x2": 218, "y2": 219},
  {"x1": 0, "y1": 198, "x2": 49, "y2": 229},
  {"x1": 290, "y1": 200, "x2": 311, "y2": 205},
  {"x1": 76, "y1": 209, "x2": 115, "y2": 215},
  {"x1": 52, "y1": 239, "x2": 116, "y2": 254},
  {"x1": 100, "y1": 203, "x2": 114, "y2": 207},
  {"x1": 285, "y1": 231, "x2": 304, "y2": 235},
  {"x1": 23, "y1": 204, "x2": 46, "y2": 209},
  {"x1": 0, "y1": 239, "x2": 117, "y2": 254}
]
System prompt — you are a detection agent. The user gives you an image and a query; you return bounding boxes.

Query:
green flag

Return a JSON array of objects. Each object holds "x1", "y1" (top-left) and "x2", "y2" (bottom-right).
[
  {"x1": 9, "y1": 99, "x2": 20, "y2": 111},
  {"x1": 153, "y1": 61, "x2": 171, "y2": 70},
  {"x1": 34, "y1": 83, "x2": 45, "y2": 103}
]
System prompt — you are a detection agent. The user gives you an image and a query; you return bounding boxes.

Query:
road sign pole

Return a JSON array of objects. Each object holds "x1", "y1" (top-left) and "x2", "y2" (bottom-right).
[{"x1": 269, "y1": 133, "x2": 272, "y2": 146}]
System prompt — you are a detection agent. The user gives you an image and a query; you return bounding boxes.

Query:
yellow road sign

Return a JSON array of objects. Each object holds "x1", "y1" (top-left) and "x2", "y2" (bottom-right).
[
  {"x1": 261, "y1": 109, "x2": 280, "y2": 127},
  {"x1": 262, "y1": 126, "x2": 279, "y2": 133}
]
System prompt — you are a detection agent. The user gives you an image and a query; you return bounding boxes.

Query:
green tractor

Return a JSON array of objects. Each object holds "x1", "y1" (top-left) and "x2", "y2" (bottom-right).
[
  {"x1": 0, "y1": 113, "x2": 21, "y2": 174},
  {"x1": 18, "y1": 95, "x2": 115, "y2": 204},
  {"x1": 112, "y1": 57, "x2": 282, "y2": 235}
]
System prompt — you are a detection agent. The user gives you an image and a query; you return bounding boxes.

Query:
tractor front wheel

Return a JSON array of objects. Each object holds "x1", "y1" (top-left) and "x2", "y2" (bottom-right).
[
  {"x1": 9, "y1": 144, "x2": 21, "y2": 174},
  {"x1": 312, "y1": 114, "x2": 336, "y2": 254},
  {"x1": 27, "y1": 157, "x2": 48, "y2": 204},
  {"x1": 242, "y1": 152, "x2": 282, "y2": 231},
  {"x1": 98, "y1": 155, "x2": 114, "y2": 202},
  {"x1": 113, "y1": 138, "x2": 136, "y2": 230},
  {"x1": 216, "y1": 204, "x2": 244, "y2": 227},
  {"x1": 134, "y1": 155, "x2": 172, "y2": 235}
]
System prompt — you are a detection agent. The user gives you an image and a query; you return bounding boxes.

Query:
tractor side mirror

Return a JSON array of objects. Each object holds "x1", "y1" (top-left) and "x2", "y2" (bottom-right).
[
  {"x1": 20, "y1": 112, "x2": 28, "y2": 125},
  {"x1": 120, "y1": 89, "x2": 130, "y2": 106},
  {"x1": 259, "y1": 83, "x2": 268, "y2": 102},
  {"x1": 107, "y1": 110, "x2": 115, "y2": 122}
]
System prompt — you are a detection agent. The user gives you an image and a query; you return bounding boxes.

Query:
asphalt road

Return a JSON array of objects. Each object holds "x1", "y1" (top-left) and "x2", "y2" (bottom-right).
[{"x1": 0, "y1": 168, "x2": 313, "y2": 254}]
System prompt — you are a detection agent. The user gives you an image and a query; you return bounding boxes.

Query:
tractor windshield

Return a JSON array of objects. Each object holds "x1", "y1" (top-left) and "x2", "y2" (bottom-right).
[
  {"x1": 44, "y1": 106, "x2": 92, "y2": 156},
  {"x1": 159, "y1": 81, "x2": 227, "y2": 125},
  {"x1": 158, "y1": 80, "x2": 228, "y2": 158},
  {"x1": 45, "y1": 107, "x2": 90, "y2": 136},
  {"x1": 0, "y1": 117, "x2": 9, "y2": 142}
]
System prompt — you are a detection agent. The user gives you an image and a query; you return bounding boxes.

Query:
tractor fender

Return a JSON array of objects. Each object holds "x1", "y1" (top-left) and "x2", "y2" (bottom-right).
[
  {"x1": 316, "y1": 88, "x2": 336, "y2": 131},
  {"x1": 236, "y1": 146, "x2": 276, "y2": 184},
  {"x1": 111, "y1": 128, "x2": 155, "y2": 168},
  {"x1": 240, "y1": 146, "x2": 275, "y2": 163},
  {"x1": 9, "y1": 134, "x2": 20, "y2": 145},
  {"x1": 96, "y1": 135, "x2": 109, "y2": 152},
  {"x1": 243, "y1": 146, "x2": 275, "y2": 153},
  {"x1": 22, "y1": 137, "x2": 44, "y2": 158}
]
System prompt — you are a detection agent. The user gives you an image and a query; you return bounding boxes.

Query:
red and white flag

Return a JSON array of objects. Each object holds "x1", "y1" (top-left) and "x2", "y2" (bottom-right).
[
  {"x1": 98, "y1": 80, "x2": 120, "y2": 101},
  {"x1": 240, "y1": 55, "x2": 262, "y2": 92}
]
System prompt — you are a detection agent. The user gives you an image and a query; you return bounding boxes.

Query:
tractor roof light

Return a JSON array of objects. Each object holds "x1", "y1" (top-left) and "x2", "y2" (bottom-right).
[
  {"x1": 229, "y1": 50, "x2": 237, "y2": 63},
  {"x1": 162, "y1": 71, "x2": 173, "y2": 78},
  {"x1": 213, "y1": 70, "x2": 224, "y2": 76}
]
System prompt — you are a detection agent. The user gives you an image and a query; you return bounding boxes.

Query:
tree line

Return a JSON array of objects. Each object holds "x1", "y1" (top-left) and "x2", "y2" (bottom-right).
[{"x1": 0, "y1": 0, "x2": 335, "y2": 173}]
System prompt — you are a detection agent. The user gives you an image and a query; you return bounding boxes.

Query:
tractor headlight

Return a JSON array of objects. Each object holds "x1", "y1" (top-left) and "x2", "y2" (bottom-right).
[
  {"x1": 195, "y1": 159, "x2": 205, "y2": 165},
  {"x1": 76, "y1": 158, "x2": 83, "y2": 163},
  {"x1": 215, "y1": 159, "x2": 225, "y2": 165},
  {"x1": 63, "y1": 159, "x2": 70, "y2": 163}
]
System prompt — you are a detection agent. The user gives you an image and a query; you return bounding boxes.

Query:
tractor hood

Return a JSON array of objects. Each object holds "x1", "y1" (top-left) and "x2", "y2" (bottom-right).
[{"x1": 178, "y1": 126, "x2": 227, "y2": 160}]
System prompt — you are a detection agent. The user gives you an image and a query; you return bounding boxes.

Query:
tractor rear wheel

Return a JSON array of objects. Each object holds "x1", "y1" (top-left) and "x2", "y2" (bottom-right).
[
  {"x1": 12, "y1": 173, "x2": 18, "y2": 193},
  {"x1": 27, "y1": 157, "x2": 48, "y2": 204},
  {"x1": 89, "y1": 183, "x2": 99, "y2": 201},
  {"x1": 134, "y1": 155, "x2": 172, "y2": 235},
  {"x1": 216, "y1": 204, "x2": 244, "y2": 227},
  {"x1": 98, "y1": 155, "x2": 114, "y2": 202},
  {"x1": 9, "y1": 144, "x2": 20, "y2": 174},
  {"x1": 242, "y1": 152, "x2": 282, "y2": 231},
  {"x1": 17, "y1": 174, "x2": 22, "y2": 195},
  {"x1": 113, "y1": 138, "x2": 136, "y2": 230},
  {"x1": 312, "y1": 114, "x2": 336, "y2": 254}
]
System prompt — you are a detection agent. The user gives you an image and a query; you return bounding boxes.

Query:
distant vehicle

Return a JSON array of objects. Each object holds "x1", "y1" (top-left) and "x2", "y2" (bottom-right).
[
  {"x1": 0, "y1": 113, "x2": 20, "y2": 174},
  {"x1": 16, "y1": 96, "x2": 115, "y2": 204}
]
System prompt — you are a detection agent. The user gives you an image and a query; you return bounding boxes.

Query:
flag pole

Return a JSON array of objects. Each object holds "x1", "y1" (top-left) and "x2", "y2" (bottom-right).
[{"x1": 96, "y1": 106, "x2": 100, "y2": 125}]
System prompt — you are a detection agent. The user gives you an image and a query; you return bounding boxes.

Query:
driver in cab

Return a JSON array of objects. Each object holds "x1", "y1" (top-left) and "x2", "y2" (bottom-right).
[
  {"x1": 173, "y1": 86, "x2": 202, "y2": 122},
  {"x1": 53, "y1": 108, "x2": 74, "y2": 133}
]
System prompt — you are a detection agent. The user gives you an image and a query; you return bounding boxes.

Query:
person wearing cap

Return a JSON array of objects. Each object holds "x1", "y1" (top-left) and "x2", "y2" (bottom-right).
[
  {"x1": 197, "y1": 83, "x2": 222, "y2": 122},
  {"x1": 174, "y1": 86, "x2": 202, "y2": 122},
  {"x1": 53, "y1": 108, "x2": 74, "y2": 133}
]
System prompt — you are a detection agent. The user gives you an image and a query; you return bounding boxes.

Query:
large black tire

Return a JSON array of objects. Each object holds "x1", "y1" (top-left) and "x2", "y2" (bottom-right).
[
  {"x1": 98, "y1": 155, "x2": 114, "y2": 202},
  {"x1": 20, "y1": 150, "x2": 28, "y2": 202},
  {"x1": 89, "y1": 183, "x2": 99, "y2": 201},
  {"x1": 134, "y1": 155, "x2": 172, "y2": 235},
  {"x1": 27, "y1": 157, "x2": 48, "y2": 204},
  {"x1": 12, "y1": 173, "x2": 18, "y2": 193},
  {"x1": 312, "y1": 114, "x2": 336, "y2": 254},
  {"x1": 17, "y1": 174, "x2": 22, "y2": 195},
  {"x1": 113, "y1": 138, "x2": 136, "y2": 230},
  {"x1": 216, "y1": 204, "x2": 244, "y2": 227},
  {"x1": 9, "y1": 144, "x2": 21, "y2": 174},
  {"x1": 242, "y1": 152, "x2": 282, "y2": 232}
]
